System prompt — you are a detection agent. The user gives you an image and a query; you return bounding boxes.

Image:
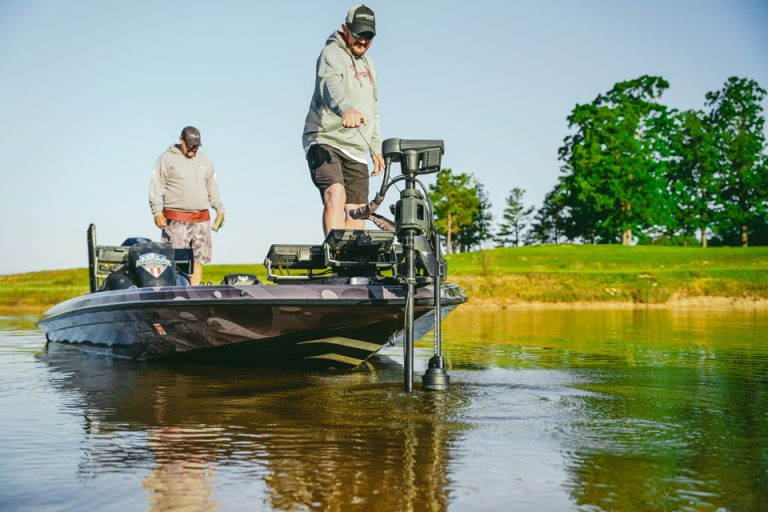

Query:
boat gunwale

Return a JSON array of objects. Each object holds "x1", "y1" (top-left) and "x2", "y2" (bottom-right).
[{"x1": 37, "y1": 283, "x2": 467, "y2": 325}]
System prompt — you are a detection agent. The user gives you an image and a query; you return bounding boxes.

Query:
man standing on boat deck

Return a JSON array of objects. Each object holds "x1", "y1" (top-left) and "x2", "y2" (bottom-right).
[
  {"x1": 303, "y1": 4, "x2": 384, "y2": 235},
  {"x1": 149, "y1": 126, "x2": 224, "y2": 286}
]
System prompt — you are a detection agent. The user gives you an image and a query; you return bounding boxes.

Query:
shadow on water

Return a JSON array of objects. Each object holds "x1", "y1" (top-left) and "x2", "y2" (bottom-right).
[{"x1": 40, "y1": 342, "x2": 469, "y2": 512}]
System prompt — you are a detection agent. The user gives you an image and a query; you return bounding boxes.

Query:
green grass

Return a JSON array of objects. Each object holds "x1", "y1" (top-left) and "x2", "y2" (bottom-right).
[
  {"x1": 2, "y1": 245, "x2": 767, "y2": 313},
  {"x1": 0, "y1": 269, "x2": 91, "y2": 313},
  {"x1": 445, "y1": 245, "x2": 768, "y2": 304},
  {"x1": 448, "y1": 244, "x2": 768, "y2": 273}
]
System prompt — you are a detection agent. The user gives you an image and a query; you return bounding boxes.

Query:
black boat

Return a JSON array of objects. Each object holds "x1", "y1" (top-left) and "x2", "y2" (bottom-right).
[
  {"x1": 38, "y1": 138, "x2": 466, "y2": 389},
  {"x1": 37, "y1": 227, "x2": 465, "y2": 367}
]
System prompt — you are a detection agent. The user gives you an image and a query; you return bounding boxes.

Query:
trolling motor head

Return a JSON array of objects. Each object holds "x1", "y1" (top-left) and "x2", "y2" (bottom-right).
[
  {"x1": 382, "y1": 138, "x2": 444, "y2": 176},
  {"x1": 348, "y1": 138, "x2": 444, "y2": 224},
  {"x1": 382, "y1": 138, "x2": 445, "y2": 237}
]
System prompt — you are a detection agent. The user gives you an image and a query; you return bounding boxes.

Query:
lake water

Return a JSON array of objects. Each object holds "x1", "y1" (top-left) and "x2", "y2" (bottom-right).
[{"x1": 1, "y1": 307, "x2": 766, "y2": 511}]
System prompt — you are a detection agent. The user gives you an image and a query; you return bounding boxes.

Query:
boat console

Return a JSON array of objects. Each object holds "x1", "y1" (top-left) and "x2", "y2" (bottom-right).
[
  {"x1": 87, "y1": 227, "x2": 195, "y2": 292},
  {"x1": 264, "y1": 229, "x2": 441, "y2": 284},
  {"x1": 264, "y1": 229, "x2": 398, "y2": 283}
]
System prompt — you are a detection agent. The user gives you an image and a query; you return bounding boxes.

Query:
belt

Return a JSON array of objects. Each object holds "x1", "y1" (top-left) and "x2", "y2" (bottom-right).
[{"x1": 163, "y1": 208, "x2": 210, "y2": 223}]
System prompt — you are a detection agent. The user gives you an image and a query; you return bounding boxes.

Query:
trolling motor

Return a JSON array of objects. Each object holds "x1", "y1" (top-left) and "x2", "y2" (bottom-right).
[{"x1": 350, "y1": 138, "x2": 449, "y2": 392}]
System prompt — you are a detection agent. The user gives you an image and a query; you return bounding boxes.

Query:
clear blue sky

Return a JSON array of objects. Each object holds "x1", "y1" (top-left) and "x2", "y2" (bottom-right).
[{"x1": 1, "y1": 0, "x2": 766, "y2": 274}]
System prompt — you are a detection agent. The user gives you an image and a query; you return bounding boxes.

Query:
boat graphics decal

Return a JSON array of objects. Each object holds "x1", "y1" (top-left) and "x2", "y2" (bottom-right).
[
  {"x1": 137, "y1": 252, "x2": 171, "y2": 278},
  {"x1": 176, "y1": 320, "x2": 224, "y2": 334},
  {"x1": 297, "y1": 336, "x2": 383, "y2": 352}
]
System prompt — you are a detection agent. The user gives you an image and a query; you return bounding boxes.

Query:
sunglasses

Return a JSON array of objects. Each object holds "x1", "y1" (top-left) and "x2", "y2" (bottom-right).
[{"x1": 352, "y1": 31, "x2": 374, "y2": 40}]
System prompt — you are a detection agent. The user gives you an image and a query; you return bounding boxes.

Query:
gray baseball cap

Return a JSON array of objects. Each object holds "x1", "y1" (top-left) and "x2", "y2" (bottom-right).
[
  {"x1": 181, "y1": 126, "x2": 201, "y2": 148},
  {"x1": 346, "y1": 4, "x2": 376, "y2": 37}
]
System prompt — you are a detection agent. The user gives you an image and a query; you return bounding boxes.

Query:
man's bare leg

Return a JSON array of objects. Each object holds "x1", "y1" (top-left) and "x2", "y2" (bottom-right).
[
  {"x1": 344, "y1": 204, "x2": 366, "y2": 230},
  {"x1": 191, "y1": 262, "x2": 203, "y2": 286},
  {"x1": 323, "y1": 184, "x2": 347, "y2": 235}
]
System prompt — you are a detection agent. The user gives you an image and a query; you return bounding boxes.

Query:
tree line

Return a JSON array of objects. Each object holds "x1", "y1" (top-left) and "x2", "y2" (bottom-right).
[{"x1": 428, "y1": 75, "x2": 768, "y2": 252}]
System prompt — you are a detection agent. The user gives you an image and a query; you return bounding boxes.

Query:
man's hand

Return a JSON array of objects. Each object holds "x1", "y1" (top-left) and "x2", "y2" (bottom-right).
[
  {"x1": 212, "y1": 213, "x2": 225, "y2": 232},
  {"x1": 371, "y1": 152, "x2": 384, "y2": 176},
  {"x1": 342, "y1": 108, "x2": 367, "y2": 128},
  {"x1": 154, "y1": 214, "x2": 167, "y2": 229}
]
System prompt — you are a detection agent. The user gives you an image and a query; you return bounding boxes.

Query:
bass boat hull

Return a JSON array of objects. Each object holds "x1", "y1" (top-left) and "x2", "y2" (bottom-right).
[{"x1": 38, "y1": 282, "x2": 465, "y2": 367}]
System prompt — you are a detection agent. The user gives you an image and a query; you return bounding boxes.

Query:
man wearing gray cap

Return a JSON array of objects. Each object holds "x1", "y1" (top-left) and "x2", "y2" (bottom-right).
[
  {"x1": 149, "y1": 126, "x2": 225, "y2": 285},
  {"x1": 302, "y1": 4, "x2": 384, "y2": 235}
]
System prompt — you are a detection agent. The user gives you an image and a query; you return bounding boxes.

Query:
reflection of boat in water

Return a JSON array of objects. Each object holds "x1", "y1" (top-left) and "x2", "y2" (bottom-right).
[
  {"x1": 37, "y1": 227, "x2": 465, "y2": 368},
  {"x1": 42, "y1": 343, "x2": 463, "y2": 511},
  {"x1": 38, "y1": 138, "x2": 466, "y2": 380}
]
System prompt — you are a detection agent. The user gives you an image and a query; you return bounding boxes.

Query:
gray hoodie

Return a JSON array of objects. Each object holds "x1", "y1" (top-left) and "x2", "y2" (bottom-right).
[
  {"x1": 149, "y1": 145, "x2": 224, "y2": 217},
  {"x1": 302, "y1": 32, "x2": 381, "y2": 160}
]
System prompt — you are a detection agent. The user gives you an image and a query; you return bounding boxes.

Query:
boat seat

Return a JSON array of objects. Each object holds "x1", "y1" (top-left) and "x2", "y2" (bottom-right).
[
  {"x1": 91, "y1": 245, "x2": 194, "y2": 290},
  {"x1": 87, "y1": 224, "x2": 194, "y2": 291},
  {"x1": 221, "y1": 273, "x2": 261, "y2": 285}
]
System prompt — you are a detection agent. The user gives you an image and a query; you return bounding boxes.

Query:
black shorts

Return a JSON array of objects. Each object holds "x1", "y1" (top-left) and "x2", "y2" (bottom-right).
[{"x1": 307, "y1": 144, "x2": 369, "y2": 204}]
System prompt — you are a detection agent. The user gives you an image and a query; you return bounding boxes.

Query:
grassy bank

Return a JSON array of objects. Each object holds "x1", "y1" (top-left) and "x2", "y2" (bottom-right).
[
  {"x1": 1, "y1": 246, "x2": 767, "y2": 314},
  {"x1": 447, "y1": 245, "x2": 768, "y2": 305}
]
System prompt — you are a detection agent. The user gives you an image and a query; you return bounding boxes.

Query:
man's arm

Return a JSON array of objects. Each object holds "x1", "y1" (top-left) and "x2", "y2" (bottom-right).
[
  {"x1": 318, "y1": 49, "x2": 366, "y2": 127},
  {"x1": 149, "y1": 156, "x2": 168, "y2": 228},
  {"x1": 205, "y1": 160, "x2": 225, "y2": 231}
]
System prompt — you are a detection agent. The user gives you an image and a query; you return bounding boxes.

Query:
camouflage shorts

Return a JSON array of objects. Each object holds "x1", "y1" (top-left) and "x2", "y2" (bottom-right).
[{"x1": 162, "y1": 220, "x2": 212, "y2": 264}]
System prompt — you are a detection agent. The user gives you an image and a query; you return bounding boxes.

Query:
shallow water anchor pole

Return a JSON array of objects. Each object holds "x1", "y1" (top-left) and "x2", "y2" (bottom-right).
[
  {"x1": 422, "y1": 230, "x2": 449, "y2": 391},
  {"x1": 403, "y1": 231, "x2": 416, "y2": 392}
]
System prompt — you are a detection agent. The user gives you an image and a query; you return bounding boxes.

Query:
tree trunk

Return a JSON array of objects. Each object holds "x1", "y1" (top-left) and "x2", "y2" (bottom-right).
[
  {"x1": 621, "y1": 229, "x2": 632, "y2": 246},
  {"x1": 741, "y1": 223, "x2": 749, "y2": 247},
  {"x1": 700, "y1": 229, "x2": 708, "y2": 248}
]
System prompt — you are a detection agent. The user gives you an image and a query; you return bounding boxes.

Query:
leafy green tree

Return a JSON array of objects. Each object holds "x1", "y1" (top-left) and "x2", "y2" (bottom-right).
[
  {"x1": 705, "y1": 77, "x2": 768, "y2": 246},
  {"x1": 527, "y1": 187, "x2": 567, "y2": 245},
  {"x1": 558, "y1": 75, "x2": 676, "y2": 245},
  {"x1": 494, "y1": 187, "x2": 534, "y2": 247},
  {"x1": 428, "y1": 168, "x2": 479, "y2": 254},
  {"x1": 455, "y1": 181, "x2": 493, "y2": 252},
  {"x1": 666, "y1": 109, "x2": 720, "y2": 246}
]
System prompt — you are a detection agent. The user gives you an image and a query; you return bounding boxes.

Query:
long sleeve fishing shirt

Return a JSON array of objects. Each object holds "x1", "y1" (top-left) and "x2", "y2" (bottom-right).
[
  {"x1": 148, "y1": 145, "x2": 225, "y2": 217},
  {"x1": 302, "y1": 31, "x2": 381, "y2": 162}
]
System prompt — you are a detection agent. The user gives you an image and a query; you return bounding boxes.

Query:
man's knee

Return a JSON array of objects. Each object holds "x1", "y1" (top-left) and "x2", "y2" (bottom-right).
[{"x1": 324, "y1": 184, "x2": 346, "y2": 208}]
